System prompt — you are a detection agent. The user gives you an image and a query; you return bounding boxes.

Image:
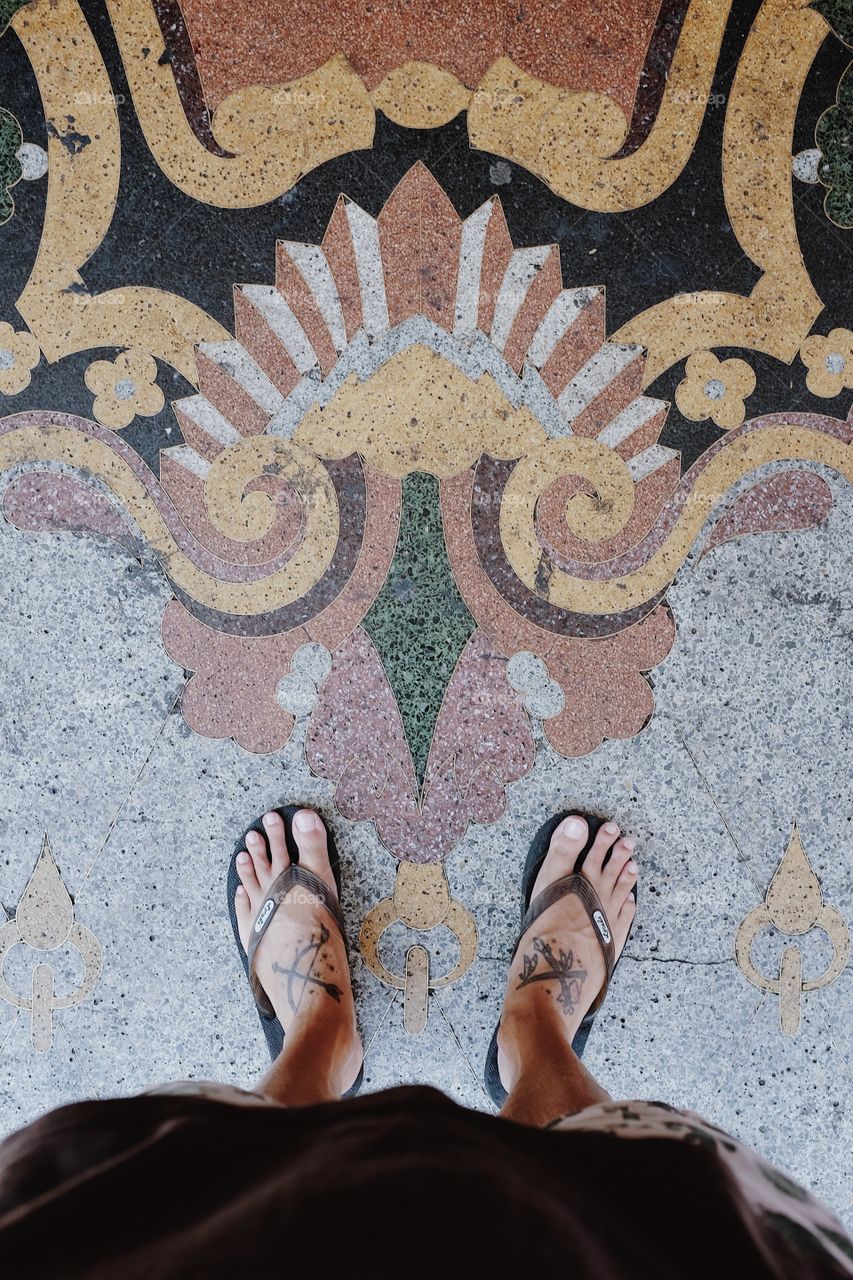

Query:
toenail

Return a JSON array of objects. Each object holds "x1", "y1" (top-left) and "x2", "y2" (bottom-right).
[
  {"x1": 627, "y1": 860, "x2": 638, "y2": 873},
  {"x1": 293, "y1": 809, "x2": 319, "y2": 832},
  {"x1": 237, "y1": 852, "x2": 248, "y2": 863},
  {"x1": 623, "y1": 837, "x2": 636, "y2": 849},
  {"x1": 236, "y1": 885, "x2": 246, "y2": 896},
  {"x1": 604, "y1": 821, "x2": 618, "y2": 833},
  {"x1": 263, "y1": 812, "x2": 277, "y2": 827},
  {"x1": 247, "y1": 832, "x2": 261, "y2": 846},
  {"x1": 562, "y1": 816, "x2": 586, "y2": 837}
]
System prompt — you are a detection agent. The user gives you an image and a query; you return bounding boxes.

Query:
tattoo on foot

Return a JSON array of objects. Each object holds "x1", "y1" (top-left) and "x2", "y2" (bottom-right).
[
  {"x1": 516, "y1": 936, "x2": 587, "y2": 1016},
  {"x1": 272, "y1": 925, "x2": 343, "y2": 1012}
]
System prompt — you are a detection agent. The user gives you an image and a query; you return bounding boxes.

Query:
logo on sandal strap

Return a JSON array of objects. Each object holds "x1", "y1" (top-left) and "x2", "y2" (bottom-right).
[
  {"x1": 592, "y1": 910, "x2": 611, "y2": 944},
  {"x1": 254, "y1": 899, "x2": 275, "y2": 933}
]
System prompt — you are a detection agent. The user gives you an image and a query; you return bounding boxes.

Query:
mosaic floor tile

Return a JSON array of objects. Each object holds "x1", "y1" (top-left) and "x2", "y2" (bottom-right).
[
  {"x1": 362, "y1": 471, "x2": 475, "y2": 788},
  {"x1": 360, "y1": 992, "x2": 486, "y2": 1109},
  {"x1": 0, "y1": 516, "x2": 180, "y2": 898},
  {"x1": 708, "y1": 996, "x2": 852, "y2": 1228},
  {"x1": 0, "y1": 1012, "x2": 95, "y2": 1132},
  {"x1": 0, "y1": 0, "x2": 851, "y2": 1233}
]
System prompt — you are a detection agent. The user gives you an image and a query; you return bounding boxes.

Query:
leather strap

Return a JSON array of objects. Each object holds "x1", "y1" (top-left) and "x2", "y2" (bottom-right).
[
  {"x1": 246, "y1": 865, "x2": 347, "y2": 1019},
  {"x1": 515, "y1": 874, "x2": 616, "y2": 1016}
]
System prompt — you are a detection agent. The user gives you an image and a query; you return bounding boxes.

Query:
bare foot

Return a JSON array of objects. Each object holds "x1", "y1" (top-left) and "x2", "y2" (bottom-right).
[
  {"x1": 497, "y1": 815, "x2": 637, "y2": 1093},
  {"x1": 234, "y1": 809, "x2": 363, "y2": 1096}
]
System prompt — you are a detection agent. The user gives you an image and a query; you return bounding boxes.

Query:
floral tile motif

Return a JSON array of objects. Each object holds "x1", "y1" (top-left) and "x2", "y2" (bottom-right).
[
  {"x1": 0, "y1": 838, "x2": 102, "y2": 1052},
  {"x1": 0, "y1": 0, "x2": 852, "y2": 1049}
]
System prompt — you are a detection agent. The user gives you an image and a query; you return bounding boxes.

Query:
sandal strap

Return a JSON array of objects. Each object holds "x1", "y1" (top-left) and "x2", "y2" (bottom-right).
[
  {"x1": 516, "y1": 874, "x2": 616, "y2": 1015},
  {"x1": 247, "y1": 865, "x2": 347, "y2": 1018}
]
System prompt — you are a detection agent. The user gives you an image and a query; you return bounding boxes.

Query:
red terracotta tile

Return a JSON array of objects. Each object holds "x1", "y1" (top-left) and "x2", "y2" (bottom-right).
[
  {"x1": 542, "y1": 604, "x2": 676, "y2": 757},
  {"x1": 195, "y1": 348, "x2": 270, "y2": 437},
  {"x1": 569, "y1": 349, "x2": 646, "y2": 438},
  {"x1": 162, "y1": 598, "x2": 307, "y2": 754},
  {"x1": 540, "y1": 290, "x2": 606, "y2": 398},
  {"x1": 505, "y1": 0, "x2": 659, "y2": 122},
  {"x1": 322, "y1": 197, "x2": 363, "y2": 341},
  {"x1": 233, "y1": 288, "x2": 302, "y2": 397},
  {"x1": 178, "y1": 0, "x2": 653, "y2": 118},
  {"x1": 477, "y1": 199, "x2": 513, "y2": 336},
  {"x1": 378, "y1": 162, "x2": 461, "y2": 332},
  {"x1": 275, "y1": 248, "x2": 339, "y2": 374},
  {"x1": 502, "y1": 246, "x2": 562, "y2": 372}
]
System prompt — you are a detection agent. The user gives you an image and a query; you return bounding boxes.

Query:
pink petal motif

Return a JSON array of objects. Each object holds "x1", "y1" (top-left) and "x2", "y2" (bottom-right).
[
  {"x1": 162, "y1": 599, "x2": 303, "y2": 755},
  {"x1": 700, "y1": 471, "x2": 834, "y2": 559},
  {"x1": 543, "y1": 605, "x2": 676, "y2": 758},
  {"x1": 422, "y1": 627, "x2": 534, "y2": 821},
  {"x1": 377, "y1": 161, "x2": 462, "y2": 332},
  {"x1": 2, "y1": 471, "x2": 140, "y2": 559},
  {"x1": 306, "y1": 628, "x2": 535, "y2": 863},
  {"x1": 306, "y1": 627, "x2": 421, "y2": 849}
]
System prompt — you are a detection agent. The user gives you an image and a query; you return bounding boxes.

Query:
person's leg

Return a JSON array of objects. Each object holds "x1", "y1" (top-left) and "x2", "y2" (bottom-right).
[
  {"x1": 233, "y1": 809, "x2": 363, "y2": 1106},
  {"x1": 496, "y1": 815, "x2": 637, "y2": 1128}
]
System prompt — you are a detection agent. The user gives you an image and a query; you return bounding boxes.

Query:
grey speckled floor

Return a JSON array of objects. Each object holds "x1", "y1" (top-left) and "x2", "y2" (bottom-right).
[{"x1": 0, "y1": 480, "x2": 851, "y2": 1233}]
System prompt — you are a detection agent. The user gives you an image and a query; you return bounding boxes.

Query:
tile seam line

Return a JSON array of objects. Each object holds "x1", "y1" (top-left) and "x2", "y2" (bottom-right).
[
  {"x1": 433, "y1": 991, "x2": 491, "y2": 1104},
  {"x1": 0, "y1": 1011, "x2": 20, "y2": 1058},
  {"x1": 72, "y1": 686, "x2": 184, "y2": 904},
  {"x1": 57, "y1": 1015, "x2": 103, "y2": 1101},
  {"x1": 816, "y1": 988, "x2": 848, "y2": 1066},
  {"x1": 709, "y1": 990, "x2": 767, "y2": 1104},
  {"x1": 664, "y1": 711, "x2": 764, "y2": 896},
  {"x1": 361, "y1": 988, "x2": 400, "y2": 1061}
]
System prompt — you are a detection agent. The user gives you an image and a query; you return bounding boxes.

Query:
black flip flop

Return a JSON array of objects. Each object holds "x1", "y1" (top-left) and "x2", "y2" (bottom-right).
[
  {"x1": 484, "y1": 809, "x2": 638, "y2": 1108},
  {"x1": 227, "y1": 804, "x2": 364, "y2": 1097}
]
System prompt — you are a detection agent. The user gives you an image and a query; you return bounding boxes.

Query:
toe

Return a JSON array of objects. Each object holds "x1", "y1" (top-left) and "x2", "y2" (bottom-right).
[
  {"x1": 234, "y1": 880, "x2": 254, "y2": 951},
  {"x1": 235, "y1": 849, "x2": 258, "y2": 896},
  {"x1": 583, "y1": 820, "x2": 620, "y2": 876},
  {"x1": 531, "y1": 814, "x2": 589, "y2": 896},
  {"x1": 614, "y1": 856, "x2": 638, "y2": 909},
  {"x1": 602, "y1": 835, "x2": 636, "y2": 891},
  {"x1": 245, "y1": 829, "x2": 271, "y2": 886},
  {"x1": 547, "y1": 813, "x2": 589, "y2": 866},
  {"x1": 234, "y1": 882, "x2": 252, "y2": 934},
  {"x1": 291, "y1": 809, "x2": 336, "y2": 892},
  {"x1": 618, "y1": 892, "x2": 637, "y2": 929},
  {"x1": 262, "y1": 811, "x2": 289, "y2": 874}
]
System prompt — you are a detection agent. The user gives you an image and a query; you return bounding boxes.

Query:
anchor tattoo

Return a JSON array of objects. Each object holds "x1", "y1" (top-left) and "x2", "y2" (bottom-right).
[
  {"x1": 272, "y1": 925, "x2": 343, "y2": 1012},
  {"x1": 516, "y1": 936, "x2": 587, "y2": 1016}
]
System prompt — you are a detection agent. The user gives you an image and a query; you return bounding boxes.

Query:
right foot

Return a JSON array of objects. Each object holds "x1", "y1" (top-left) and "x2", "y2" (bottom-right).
[
  {"x1": 497, "y1": 815, "x2": 637, "y2": 1092},
  {"x1": 234, "y1": 809, "x2": 363, "y2": 1095}
]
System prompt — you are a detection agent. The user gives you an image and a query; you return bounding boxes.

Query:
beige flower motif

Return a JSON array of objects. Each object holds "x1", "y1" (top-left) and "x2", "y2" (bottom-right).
[
  {"x1": 84, "y1": 348, "x2": 164, "y2": 428},
  {"x1": 799, "y1": 328, "x2": 853, "y2": 398},
  {"x1": 0, "y1": 321, "x2": 40, "y2": 396},
  {"x1": 675, "y1": 351, "x2": 756, "y2": 430}
]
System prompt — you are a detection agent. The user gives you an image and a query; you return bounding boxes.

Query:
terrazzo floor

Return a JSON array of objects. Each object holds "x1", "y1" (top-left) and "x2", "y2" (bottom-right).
[{"x1": 0, "y1": 0, "x2": 851, "y2": 1237}]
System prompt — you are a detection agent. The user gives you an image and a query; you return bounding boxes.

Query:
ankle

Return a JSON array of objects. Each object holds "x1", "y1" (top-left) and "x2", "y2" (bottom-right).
[
  {"x1": 497, "y1": 1002, "x2": 575, "y2": 1093},
  {"x1": 259, "y1": 1010, "x2": 360, "y2": 1104}
]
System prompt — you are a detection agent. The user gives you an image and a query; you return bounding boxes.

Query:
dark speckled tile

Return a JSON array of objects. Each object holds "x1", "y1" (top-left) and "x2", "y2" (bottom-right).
[{"x1": 363, "y1": 472, "x2": 475, "y2": 790}]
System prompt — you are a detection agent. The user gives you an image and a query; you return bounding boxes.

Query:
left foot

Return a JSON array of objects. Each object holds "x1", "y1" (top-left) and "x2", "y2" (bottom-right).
[
  {"x1": 497, "y1": 814, "x2": 637, "y2": 1092},
  {"x1": 234, "y1": 809, "x2": 363, "y2": 1096}
]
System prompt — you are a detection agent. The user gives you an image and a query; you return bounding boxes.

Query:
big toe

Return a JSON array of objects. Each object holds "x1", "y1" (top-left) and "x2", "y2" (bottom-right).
[
  {"x1": 291, "y1": 809, "x2": 337, "y2": 893},
  {"x1": 531, "y1": 813, "x2": 589, "y2": 895}
]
